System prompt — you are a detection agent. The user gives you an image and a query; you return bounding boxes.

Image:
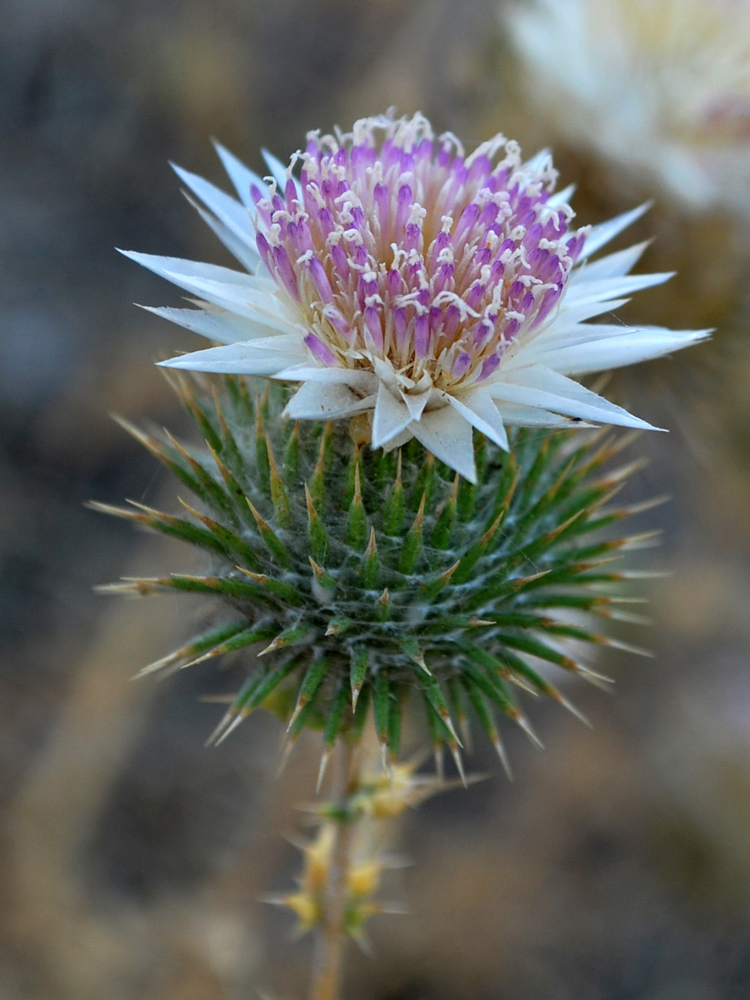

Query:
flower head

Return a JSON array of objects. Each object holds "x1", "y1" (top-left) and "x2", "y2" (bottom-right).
[
  {"x1": 509, "y1": 0, "x2": 750, "y2": 212},
  {"x1": 123, "y1": 113, "x2": 706, "y2": 481}
]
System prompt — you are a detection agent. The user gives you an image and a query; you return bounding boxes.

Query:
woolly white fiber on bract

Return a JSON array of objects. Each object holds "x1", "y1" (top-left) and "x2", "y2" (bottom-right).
[{"x1": 123, "y1": 113, "x2": 707, "y2": 481}]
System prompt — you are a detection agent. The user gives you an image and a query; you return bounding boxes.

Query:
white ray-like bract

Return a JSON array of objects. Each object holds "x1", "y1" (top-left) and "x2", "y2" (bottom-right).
[
  {"x1": 122, "y1": 113, "x2": 708, "y2": 481},
  {"x1": 509, "y1": 0, "x2": 750, "y2": 213}
]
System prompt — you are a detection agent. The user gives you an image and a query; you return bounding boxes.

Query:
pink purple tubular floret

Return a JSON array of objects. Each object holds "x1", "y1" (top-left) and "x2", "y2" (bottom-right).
[{"x1": 250, "y1": 120, "x2": 586, "y2": 391}]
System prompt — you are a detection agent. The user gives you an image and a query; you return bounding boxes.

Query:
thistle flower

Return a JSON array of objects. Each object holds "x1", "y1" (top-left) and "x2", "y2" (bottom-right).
[
  {"x1": 121, "y1": 113, "x2": 706, "y2": 482},
  {"x1": 509, "y1": 0, "x2": 750, "y2": 213},
  {"x1": 96, "y1": 114, "x2": 704, "y2": 778}
]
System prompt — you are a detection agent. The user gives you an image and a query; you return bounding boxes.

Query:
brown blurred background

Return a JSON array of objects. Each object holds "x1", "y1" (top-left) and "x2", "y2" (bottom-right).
[{"x1": 3, "y1": 1, "x2": 750, "y2": 998}]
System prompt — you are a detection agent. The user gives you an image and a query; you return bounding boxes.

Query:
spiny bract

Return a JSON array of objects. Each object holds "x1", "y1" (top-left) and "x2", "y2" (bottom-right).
[{"x1": 94, "y1": 374, "x2": 654, "y2": 776}]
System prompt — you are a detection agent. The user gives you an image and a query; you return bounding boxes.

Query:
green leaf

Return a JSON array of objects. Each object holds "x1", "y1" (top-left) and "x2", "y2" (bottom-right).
[
  {"x1": 289, "y1": 658, "x2": 330, "y2": 727},
  {"x1": 255, "y1": 405, "x2": 271, "y2": 496},
  {"x1": 246, "y1": 499, "x2": 293, "y2": 568},
  {"x1": 349, "y1": 649, "x2": 369, "y2": 711},
  {"x1": 360, "y1": 528, "x2": 380, "y2": 589},
  {"x1": 323, "y1": 683, "x2": 350, "y2": 751},
  {"x1": 382, "y1": 452, "x2": 405, "y2": 536},
  {"x1": 431, "y1": 475, "x2": 458, "y2": 549},
  {"x1": 398, "y1": 494, "x2": 425, "y2": 574},
  {"x1": 346, "y1": 463, "x2": 367, "y2": 550},
  {"x1": 136, "y1": 620, "x2": 250, "y2": 677},
  {"x1": 283, "y1": 422, "x2": 301, "y2": 482},
  {"x1": 267, "y1": 435, "x2": 292, "y2": 528}
]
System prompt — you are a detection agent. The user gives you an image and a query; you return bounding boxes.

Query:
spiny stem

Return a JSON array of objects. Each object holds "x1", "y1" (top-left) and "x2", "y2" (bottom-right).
[{"x1": 309, "y1": 740, "x2": 357, "y2": 1000}]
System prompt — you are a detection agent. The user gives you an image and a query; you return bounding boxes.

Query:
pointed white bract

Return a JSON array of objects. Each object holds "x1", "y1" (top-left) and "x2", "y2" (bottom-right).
[
  {"x1": 124, "y1": 113, "x2": 708, "y2": 481},
  {"x1": 509, "y1": 0, "x2": 750, "y2": 213}
]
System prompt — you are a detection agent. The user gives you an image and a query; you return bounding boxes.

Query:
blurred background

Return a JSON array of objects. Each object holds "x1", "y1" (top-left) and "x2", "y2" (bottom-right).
[{"x1": 3, "y1": 0, "x2": 750, "y2": 997}]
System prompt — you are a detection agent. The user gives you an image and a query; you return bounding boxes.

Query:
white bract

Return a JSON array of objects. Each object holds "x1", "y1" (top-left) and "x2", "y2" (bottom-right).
[
  {"x1": 122, "y1": 113, "x2": 707, "y2": 481},
  {"x1": 510, "y1": 0, "x2": 750, "y2": 212}
]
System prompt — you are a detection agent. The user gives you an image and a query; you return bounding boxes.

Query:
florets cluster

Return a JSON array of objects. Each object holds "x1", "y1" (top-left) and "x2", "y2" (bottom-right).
[
  {"x1": 122, "y1": 112, "x2": 706, "y2": 483},
  {"x1": 257, "y1": 119, "x2": 581, "y2": 395}
]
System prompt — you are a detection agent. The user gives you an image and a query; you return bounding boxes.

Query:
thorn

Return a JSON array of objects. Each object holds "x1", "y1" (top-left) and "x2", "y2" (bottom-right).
[
  {"x1": 310, "y1": 422, "x2": 333, "y2": 500},
  {"x1": 514, "y1": 712, "x2": 544, "y2": 749},
  {"x1": 277, "y1": 737, "x2": 297, "y2": 777},
  {"x1": 110, "y1": 414, "x2": 161, "y2": 453},
  {"x1": 438, "y1": 707, "x2": 463, "y2": 748},
  {"x1": 415, "y1": 491, "x2": 426, "y2": 530},
  {"x1": 183, "y1": 645, "x2": 229, "y2": 669},
  {"x1": 440, "y1": 560, "x2": 461, "y2": 585},
  {"x1": 618, "y1": 494, "x2": 670, "y2": 517},
  {"x1": 603, "y1": 595, "x2": 651, "y2": 604},
  {"x1": 287, "y1": 703, "x2": 304, "y2": 731},
  {"x1": 126, "y1": 498, "x2": 170, "y2": 516},
  {"x1": 246, "y1": 497, "x2": 269, "y2": 531},
  {"x1": 304, "y1": 482, "x2": 316, "y2": 518},
  {"x1": 552, "y1": 691, "x2": 592, "y2": 727},
  {"x1": 600, "y1": 609, "x2": 653, "y2": 626},
  {"x1": 481, "y1": 510, "x2": 505, "y2": 546},
  {"x1": 235, "y1": 567, "x2": 265, "y2": 584},
  {"x1": 433, "y1": 744, "x2": 445, "y2": 782},
  {"x1": 176, "y1": 496, "x2": 205, "y2": 520},
  {"x1": 205, "y1": 709, "x2": 238, "y2": 747},
  {"x1": 493, "y1": 737, "x2": 513, "y2": 780},
  {"x1": 615, "y1": 570, "x2": 671, "y2": 580},
  {"x1": 450, "y1": 744, "x2": 467, "y2": 788},
  {"x1": 547, "y1": 454, "x2": 577, "y2": 501},
  {"x1": 258, "y1": 636, "x2": 285, "y2": 657},
  {"x1": 162, "y1": 427, "x2": 194, "y2": 464},
  {"x1": 316, "y1": 749, "x2": 331, "y2": 793},
  {"x1": 409, "y1": 647, "x2": 430, "y2": 675},
  {"x1": 87, "y1": 500, "x2": 135, "y2": 519},
  {"x1": 544, "y1": 506, "x2": 587, "y2": 543},
  {"x1": 504, "y1": 673, "x2": 539, "y2": 697},
  {"x1": 598, "y1": 457, "x2": 648, "y2": 487},
  {"x1": 309, "y1": 557, "x2": 325, "y2": 580},
  {"x1": 606, "y1": 428, "x2": 643, "y2": 456},
  {"x1": 601, "y1": 637, "x2": 654, "y2": 657},
  {"x1": 576, "y1": 664, "x2": 616, "y2": 688},
  {"x1": 133, "y1": 651, "x2": 183, "y2": 679},
  {"x1": 214, "y1": 708, "x2": 253, "y2": 746},
  {"x1": 620, "y1": 530, "x2": 663, "y2": 551},
  {"x1": 513, "y1": 569, "x2": 551, "y2": 588}
]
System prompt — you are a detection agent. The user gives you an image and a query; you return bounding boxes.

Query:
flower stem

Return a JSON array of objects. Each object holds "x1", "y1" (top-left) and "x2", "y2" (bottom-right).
[{"x1": 308, "y1": 740, "x2": 357, "y2": 1000}]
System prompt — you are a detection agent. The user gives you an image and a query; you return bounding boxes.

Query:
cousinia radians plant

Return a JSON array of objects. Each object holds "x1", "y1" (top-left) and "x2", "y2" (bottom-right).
[{"x1": 96, "y1": 113, "x2": 707, "y2": 1000}]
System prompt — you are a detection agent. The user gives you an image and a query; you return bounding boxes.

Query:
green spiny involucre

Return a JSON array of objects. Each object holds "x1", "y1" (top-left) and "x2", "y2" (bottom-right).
[{"x1": 94, "y1": 373, "x2": 653, "y2": 777}]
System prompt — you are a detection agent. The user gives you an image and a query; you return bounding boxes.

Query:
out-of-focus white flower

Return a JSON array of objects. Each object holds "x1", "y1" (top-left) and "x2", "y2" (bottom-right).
[
  {"x1": 122, "y1": 113, "x2": 706, "y2": 481},
  {"x1": 509, "y1": 0, "x2": 750, "y2": 213}
]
